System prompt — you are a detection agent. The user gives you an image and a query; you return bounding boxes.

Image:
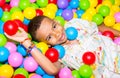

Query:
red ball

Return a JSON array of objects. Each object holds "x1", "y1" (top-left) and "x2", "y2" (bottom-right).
[
  {"x1": 13, "y1": 74, "x2": 26, "y2": 78},
  {"x1": 48, "y1": 0, "x2": 57, "y2": 4},
  {"x1": 82, "y1": 51, "x2": 96, "y2": 65},
  {"x1": 98, "y1": 0, "x2": 103, "y2": 5},
  {"x1": 4, "y1": 20, "x2": 18, "y2": 35},
  {"x1": 45, "y1": 48, "x2": 59, "y2": 62},
  {"x1": 36, "y1": 9, "x2": 43, "y2": 16},
  {"x1": 0, "y1": 0, "x2": 5, "y2": 7},
  {"x1": 2, "y1": 4, "x2": 11, "y2": 12},
  {"x1": 102, "y1": 30, "x2": 114, "y2": 40}
]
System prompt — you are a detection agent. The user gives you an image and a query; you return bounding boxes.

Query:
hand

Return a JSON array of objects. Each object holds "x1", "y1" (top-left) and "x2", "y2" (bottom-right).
[{"x1": 5, "y1": 27, "x2": 29, "y2": 43}]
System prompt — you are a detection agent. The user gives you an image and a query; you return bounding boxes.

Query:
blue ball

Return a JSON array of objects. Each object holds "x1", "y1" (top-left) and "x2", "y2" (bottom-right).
[
  {"x1": 43, "y1": 74, "x2": 55, "y2": 78},
  {"x1": 65, "y1": 27, "x2": 78, "y2": 40},
  {"x1": 17, "y1": 44, "x2": 27, "y2": 56},
  {"x1": 0, "y1": 20, "x2": 4, "y2": 34},
  {"x1": 0, "y1": 47, "x2": 10, "y2": 62},
  {"x1": 23, "y1": 18, "x2": 30, "y2": 25},
  {"x1": 56, "y1": 9, "x2": 63, "y2": 16},
  {"x1": 0, "y1": 8, "x2": 3, "y2": 18},
  {"x1": 69, "y1": 0, "x2": 79, "y2": 9},
  {"x1": 53, "y1": 45, "x2": 65, "y2": 59},
  {"x1": 35, "y1": 66, "x2": 46, "y2": 75},
  {"x1": 76, "y1": 10, "x2": 84, "y2": 18}
]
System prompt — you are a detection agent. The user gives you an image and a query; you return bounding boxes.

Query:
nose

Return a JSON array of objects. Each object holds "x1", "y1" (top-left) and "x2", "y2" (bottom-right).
[{"x1": 52, "y1": 30, "x2": 60, "y2": 37}]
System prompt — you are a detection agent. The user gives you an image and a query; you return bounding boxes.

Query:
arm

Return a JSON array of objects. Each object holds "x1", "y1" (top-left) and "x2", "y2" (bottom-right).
[
  {"x1": 98, "y1": 24, "x2": 120, "y2": 37},
  {"x1": 5, "y1": 27, "x2": 61, "y2": 75}
]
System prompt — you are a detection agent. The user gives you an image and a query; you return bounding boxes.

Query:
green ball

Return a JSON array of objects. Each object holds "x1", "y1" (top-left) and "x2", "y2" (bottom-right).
[
  {"x1": 72, "y1": 70, "x2": 81, "y2": 78},
  {"x1": 14, "y1": 68, "x2": 29, "y2": 78},
  {"x1": 10, "y1": 7, "x2": 21, "y2": 14},
  {"x1": 0, "y1": 63, "x2": 2, "y2": 66},
  {"x1": 79, "y1": 64, "x2": 92, "y2": 78},
  {"x1": 54, "y1": 16, "x2": 65, "y2": 26},
  {"x1": 19, "y1": 0, "x2": 30, "y2": 10},
  {"x1": 110, "y1": 0, "x2": 115, "y2": 4},
  {"x1": 79, "y1": 0, "x2": 90, "y2": 10},
  {"x1": 36, "y1": 0, "x2": 48, "y2": 8},
  {"x1": 0, "y1": 34, "x2": 7, "y2": 47},
  {"x1": 98, "y1": 5, "x2": 110, "y2": 17},
  {"x1": 1, "y1": 12, "x2": 11, "y2": 22},
  {"x1": 92, "y1": 14, "x2": 103, "y2": 25},
  {"x1": 30, "y1": 3, "x2": 39, "y2": 9},
  {"x1": 6, "y1": 0, "x2": 10, "y2": 2}
]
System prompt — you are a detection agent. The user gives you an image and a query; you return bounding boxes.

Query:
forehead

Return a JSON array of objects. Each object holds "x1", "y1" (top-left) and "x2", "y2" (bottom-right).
[{"x1": 36, "y1": 18, "x2": 53, "y2": 41}]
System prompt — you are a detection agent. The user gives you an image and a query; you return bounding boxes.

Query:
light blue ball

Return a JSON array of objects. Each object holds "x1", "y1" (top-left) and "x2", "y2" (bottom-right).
[
  {"x1": 56, "y1": 9, "x2": 63, "y2": 16},
  {"x1": 54, "y1": 45, "x2": 65, "y2": 59},
  {"x1": 23, "y1": 18, "x2": 30, "y2": 25},
  {"x1": 0, "y1": 20, "x2": 4, "y2": 34},
  {"x1": 35, "y1": 66, "x2": 46, "y2": 75},
  {"x1": 76, "y1": 10, "x2": 84, "y2": 18},
  {"x1": 0, "y1": 8, "x2": 3, "y2": 18},
  {"x1": 17, "y1": 44, "x2": 27, "y2": 56},
  {"x1": 0, "y1": 47, "x2": 10, "y2": 62},
  {"x1": 43, "y1": 74, "x2": 55, "y2": 78},
  {"x1": 65, "y1": 27, "x2": 78, "y2": 40},
  {"x1": 69, "y1": 0, "x2": 79, "y2": 9}
]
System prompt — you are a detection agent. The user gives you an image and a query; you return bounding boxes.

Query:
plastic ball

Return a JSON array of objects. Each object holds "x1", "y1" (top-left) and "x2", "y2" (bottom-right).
[
  {"x1": 11, "y1": 11, "x2": 24, "y2": 21},
  {"x1": 8, "y1": 52, "x2": 23, "y2": 67},
  {"x1": 45, "y1": 48, "x2": 59, "y2": 62},
  {"x1": 0, "y1": 0, "x2": 5, "y2": 7},
  {"x1": 54, "y1": 45, "x2": 65, "y2": 59},
  {"x1": 65, "y1": 27, "x2": 78, "y2": 40},
  {"x1": 110, "y1": 0, "x2": 115, "y2": 4},
  {"x1": 102, "y1": 30, "x2": 114, "y2": 40},
  {"x1": 112, "y1": 23, "x2": 120, "y2": 31},
  {"x1": 17, "y1": 44, "x2": 27, "y2": 56},
  {"x1": 35, "y1": 66, "x2": 46, "y2": 75},
  {"x1": 79, "y1": 64, "x2": 92, "y2": 78},
  {"x1": 0, "y1": 64, "x2": 14, "y2": 78},
  {"x1": 57, "y1": 0, "x2": 68, "y2": 9},
  {"x1": 98, "y1": 0, "x2": 102, "y2": 4},
  {"x1": 43, "y1": 74, "x2": 55, "y2": 78},
  {"x1": 114, "y1": 12, "x2": 120, "y2": 23},
  {"x1": 19, "y1": 0, "x2": 30, "y2": 10},
  {"x1": 1, "y1": 12, "x2": 11, "y2": 22},
  {"x1": 0, "y1": 34, "x2": 7, "y2": 46},
  {"x1": 13, "y1": 74, "x2": 26, "y2": 78},
  {"x1": 30, "y1": 0, "x2": 36, "y2": 3},
  {"x1": 89, "y1": 0, "x2": 98, "y2": 7},
  {"x1": 46, "y1": 3, "x2": 58, "y2": 12},
  {"x1": 36, "y1": 42, "x2": 48, "y2": 54},
  {"x1": 114, "y1": 37, "x2": 120, "y2": 45},
  {"x1": 48, "y1": 0, "x2": 57, "y2": 4},
  {"x1": 2, "y1": 4, "x2": 11, "y2": 12},
  {"x1": 0, "y1": 21, "x2": 4, "y2": 34},
  {"x1": 59, "y1": 67, "x2": 72, "y2": 78},
  {"x1": 14, "y1": 68, "x2": 29, "y2": 78},
  {"x1": 115, "y1": 0, "x2": 120, "y2": 6},
  {"x1": 92, "y1": 13, "x2": 103, "y2": 25},
  {"x1": 0, "y1": 47, "x2": 9, "y2": 62},
  {"x1": 10, "y1": 7, "x2": 21, "y2": 14},
  {"x1": 10, "y1": 0, "x2": 19, "y2": 7},
  {"x1": 36, "y1": 0, "x2": 48, "y2": 8},
  {"x1": 62, "y1": 9, "x2": 73, "y2": 21},
  {"x1": 111, "y1": 5, "x2": 120, "y2": 13},
  {"x1": 76, "y1": 10, "x2": 84, "y2": 18},
  {"x1": 0, "y1": 8, "x2": 3, "y2": 18},
  {"x1": 36, "y1": 9, "x2": 43, "y2": 16},
  {"x1": 3, "y1": 20, "x2": 18, "y2": 35},
  {"x1": 5, "y1": 42, "x2": 17, "y2": 53},
  {"x1": 55, "y1": 9, "x2": 63, "y2": 16},
  {"x1": 44, "y1": 8, "x2": 55, "y2": 19},
  {"x1": 104, "y1": 15, "x2": 115, "y2": 27},
  {"x1": 23, "y1": 56, "x2": 38, "y2": 72},
  {"x1": 30, "y1": 74, "x2": 42, "y2": 78},
  {"x1": 72, "y1": 70, "x2": 81, "y2": 78},
  {"x1": 79, "y1": 0, "x2": 90, "y2": 10},
  {"x1": 81, "y1": 13, "x2": 92, "y2": 21},
  {"x1": 102, "y1": 0, "x2": 112, "y2": 8},
  {"x1": 82, "y1": 51, "x2": 96, "y2": 65},
  {"x1": 98, "y1": 5, "x2": 110, "y2": 17},
  {"x1": 86, "y1": 7, "x2": 97, "y2": 16},
  {"x1": 23, "y1": 7, "x2": 36, "y2": 19},
  {"x1": 69, "y1": 0, "x2": 79, "y2": 9},
  {"x1": 54, "y1": 16, "x2": 65, "y2": 26}
]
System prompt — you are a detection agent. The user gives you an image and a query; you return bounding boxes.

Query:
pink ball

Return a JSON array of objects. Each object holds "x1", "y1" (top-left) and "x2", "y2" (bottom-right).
[
  {"x1": 30, "y1": 0, "x2": 36, "y2": 3},
  {"x1": 114, "y1": 37, "x2": 120, "y2": 45},
  {"x1": 5, "y1": 42, "x2": 17, "y2": 53},
  {"x1": 23, "y1": 56, "x2": 38, "y2": 72},
  {"x1": 10, "y1": 0, "x2": 19, "y2": 7},
  {"x1": 114, "y1": 12, "x2": 120, "y2": 23},
  {"x1": 30, "y1": 74, "x2": 42, "y2": 78},
  {"x1": 59, "y1": 67, "x2": 72, "y2": 78},
  {"x1": 8, "y1": 52, "x2": 23, "y2": 67}
]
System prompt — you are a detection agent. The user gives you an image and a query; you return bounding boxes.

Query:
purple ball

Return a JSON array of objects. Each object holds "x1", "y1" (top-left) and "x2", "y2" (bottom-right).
[
  {"x1": 114, "y1": 37, "x2": 120, "y2": 45},
  {"x1": 57, "y1": 0, "x2": 68, "y2": 9},
  {"x1": 5, "y1": 42, "x2": 17, "y2": 53},
  {"x1": 31, "y1": 74, "x2": 42, "y2": 78},
  {"x1": 62, "y1": 9, "x2": 73, "y2": 21}
]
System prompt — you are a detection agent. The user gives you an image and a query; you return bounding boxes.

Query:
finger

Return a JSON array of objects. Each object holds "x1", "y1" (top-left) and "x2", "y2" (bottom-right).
[{"x1": 18, "y1": 27, "x2": 26, "y2": 33}]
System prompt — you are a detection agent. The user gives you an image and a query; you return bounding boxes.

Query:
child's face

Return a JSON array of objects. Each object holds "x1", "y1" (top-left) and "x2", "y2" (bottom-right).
[{"x1": 36, "y1": 18, "x2": 67, "y2": 45}]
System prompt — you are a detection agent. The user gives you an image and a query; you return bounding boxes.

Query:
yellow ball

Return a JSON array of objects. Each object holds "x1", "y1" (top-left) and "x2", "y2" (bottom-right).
[
  {"x1": 23, "y1": 7, "x2": 36, "y2": 19},
  {"x1": 39, "y1": 8, "x2": 46, "y2": 13},
  {"x1": 46, "y1": 3, "x2": 58, "y2": 13},
  {"x1": 112, "y1": 23, "x2": 120, "y2": 31},
  {"x1": 0, "y1": 64, "x2": 14, "y2": 78},
  {"x1": 111, "y1": 5, "x2": 120, "y2": 12},
  {"x1": 89, "y1": 0, "x2": 98, "y2": 8},
  {"x1": 104, "y1": 15, "x2": 115, "y2": 27},
  {"x1": 86, "y1": 7, "x2": 97, "y2": 16},
  {"x1": 11, "y1": 11, "x2": 24, "y2": 21},
  {"x1": 109, "y1": 9, "x2": 115, "y2": 16},
  {"x1": 102, "y1": 0, "x2": 112, "y2": 8},
  {"x1": 29, "y1": 73, "x2": 35, "y2": 78},
  {"x1": 115, "y1": 0, "x2": 120, "y2": 6},
  {"x1": 90, "y1": 64, "x2": 96, "y2": 70},
  {"x1": 73, "y1": 12, "x2": 78, "y2": 18},
  {"x1": 44, "y1": 8, "x2": 55, "y2": 19},
  {"x1": 36, "y1": 42, "x2": 49, "y2": 54},
  {"x1": 81, "y1": 13, "x2": 92, "y2": 21},
  {"x1": 90, "y1": 74, "x2": 95, "y2": 78}
]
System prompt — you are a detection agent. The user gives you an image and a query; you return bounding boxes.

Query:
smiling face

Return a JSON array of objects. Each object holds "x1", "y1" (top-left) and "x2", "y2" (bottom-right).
[{"x1": 35, "y1": 18, "x2": 67, "y2": 46}]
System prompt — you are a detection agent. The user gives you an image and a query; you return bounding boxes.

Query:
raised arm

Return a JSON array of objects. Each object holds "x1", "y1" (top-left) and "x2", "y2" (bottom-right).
[
  {"x1": 5, "y1": 27, "x2": 61, "y2": 75},
  {"x1": 98, "y1": 24, "x2": 120, "y2": 37}
]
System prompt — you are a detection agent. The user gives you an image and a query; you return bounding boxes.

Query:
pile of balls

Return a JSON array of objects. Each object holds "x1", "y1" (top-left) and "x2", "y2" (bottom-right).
[{"x1": 0, "y1": 0, "x2": 120, "y2": 78}]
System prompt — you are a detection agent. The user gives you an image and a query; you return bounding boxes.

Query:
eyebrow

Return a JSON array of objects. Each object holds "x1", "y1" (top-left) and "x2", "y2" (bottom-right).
[{"x1": 45, "y1": 21, "x2": 55, "y2": 41}]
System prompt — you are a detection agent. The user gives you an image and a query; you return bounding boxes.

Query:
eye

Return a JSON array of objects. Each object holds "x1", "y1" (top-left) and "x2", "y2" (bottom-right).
[
  {"x1": 53, "y1": 24, "x2": 57, "y2": 29},
  {"x1": 47, "y1": 35, "x2": 52, "y2": 41}
]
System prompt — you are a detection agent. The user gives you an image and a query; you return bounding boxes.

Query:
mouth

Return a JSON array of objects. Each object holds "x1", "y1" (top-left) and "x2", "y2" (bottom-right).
[{"x1": 59, "y1": 33, "x2": 65, "y2": 41}]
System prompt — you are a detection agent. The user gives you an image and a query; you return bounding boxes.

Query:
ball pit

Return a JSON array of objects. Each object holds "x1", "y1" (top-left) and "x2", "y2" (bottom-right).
[{"x1": 0, "y1": 0, "x2": 120, "y2": 78}]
